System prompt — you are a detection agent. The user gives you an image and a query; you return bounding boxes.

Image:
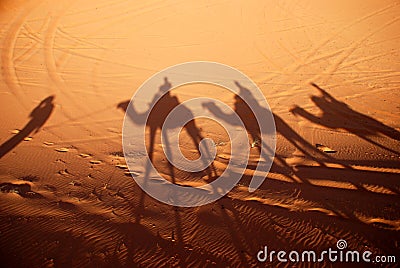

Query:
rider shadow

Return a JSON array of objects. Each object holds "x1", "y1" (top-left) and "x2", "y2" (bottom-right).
[
  {"x1": 0, "y1": 95, "x2": 55, "y2": 159},
  {"x1": 290, "y1": 83, "x2": 400, "y2": 155}
]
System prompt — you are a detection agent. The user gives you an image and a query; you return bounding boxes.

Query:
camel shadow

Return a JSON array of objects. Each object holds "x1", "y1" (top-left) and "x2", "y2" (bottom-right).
[
  {"x1": 117, "y1": 78, "x2": 219, "y2": 252},
  {"x1": 290, "y1": 83, "x2": 400, "y2": 155},
  {"x1": 202, "y1": 81, "x2": 347, "y2": 185},
  {"x1": 117, "y1": 77, "x2": 217, "y2": 182}
]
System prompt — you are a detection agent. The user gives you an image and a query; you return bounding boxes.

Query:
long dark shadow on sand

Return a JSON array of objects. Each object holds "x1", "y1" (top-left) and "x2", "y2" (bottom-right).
[
  {"x1": 0, "y1": 95, "x2": 55, "y2": 159},
  {"x1": 113, "y1": 81, "x2": 399, "y2": 265},
  {"x1": 202, "y1": 82, "x2": 399, "y2": 209},
  {"x1": 203, "y1": 81, "x2": 352, "y2": 185},
  {"x1": 290, "y1": 83, "x2": 400, "y2": 155},
  {"x1": 117, "y1": 78, "x2": 217, "y2": 262},
  {"x1": 117, "y1": 77, "x2": 217, "y2": 183}
]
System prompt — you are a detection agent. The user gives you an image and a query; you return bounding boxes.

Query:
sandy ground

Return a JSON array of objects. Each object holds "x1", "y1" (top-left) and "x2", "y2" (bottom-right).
[{"x1": 0, "y1": 0, "x2": 399, "y2": 267}]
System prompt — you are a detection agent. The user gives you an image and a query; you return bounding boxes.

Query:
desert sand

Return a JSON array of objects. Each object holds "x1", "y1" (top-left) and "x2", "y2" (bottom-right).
[{"x1": 0, "y1": 0, "x2": 399, "y2": 267}]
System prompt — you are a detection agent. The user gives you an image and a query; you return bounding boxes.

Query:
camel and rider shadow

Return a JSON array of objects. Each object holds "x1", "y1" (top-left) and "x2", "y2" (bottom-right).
[
  {"x1": 0, "y1": 96, "x2": 55, "y2": 159},
  {"x1": 290, "y1": 83, "x2": 400, "y2": 155},
  {"x1": 118, "y1": 78, "x2": 217, "y2": 246},
  {"x1": 117, "y1": 77, "x2": 217, "y2": 183},
  {"x1": 202, "y1": 82, "x2": 400, "y2": 194},
  {"x1": 201, "y1": 81, "x2": 345, "y2": 184}
]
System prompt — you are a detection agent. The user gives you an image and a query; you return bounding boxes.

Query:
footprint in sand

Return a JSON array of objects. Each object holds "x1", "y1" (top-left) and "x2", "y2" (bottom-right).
[
  {"x1": 124, "y1": 171, "x2": 140, "y2": 177},
  {"x1": 0, "y1": 182, "x2": 43, "y2": 199},
  {"x1": 43, "y1": 141, "x2": 54, "y2": 146},
  {"x1": 316, "y1": 143, "x2": 337, "y2": 153},
  {"x1": 115, "y1": 164, "x2": 128, "y2": 169},
  {"x1": 55, "y1": 147, "x2": 69, "y2": 152},
  {"x1": 18, "y1": 175, "x2": 39, "y2": 182},
  {"x1": 69, "y1": 180, "x2": 82, "y2": 186}
]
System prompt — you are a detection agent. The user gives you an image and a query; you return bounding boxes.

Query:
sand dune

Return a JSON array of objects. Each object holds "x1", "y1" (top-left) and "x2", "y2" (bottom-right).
[{"x1": 0, "y1": 0, "x2": 399, "y2": 267}]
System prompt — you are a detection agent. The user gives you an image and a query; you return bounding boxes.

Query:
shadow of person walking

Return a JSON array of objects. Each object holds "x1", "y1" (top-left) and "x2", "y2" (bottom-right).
[
  {"x1": 290, "y1": 83, "x2": 400, "y2": 155},
  {"x1": 0, "y1": 95, "x2": 55, "y2": 159}
]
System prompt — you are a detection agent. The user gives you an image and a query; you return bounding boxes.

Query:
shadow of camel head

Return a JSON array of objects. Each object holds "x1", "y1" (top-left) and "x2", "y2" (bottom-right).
[{"x1": 117, "y1": 100, "x2": 130, "y2": 112}]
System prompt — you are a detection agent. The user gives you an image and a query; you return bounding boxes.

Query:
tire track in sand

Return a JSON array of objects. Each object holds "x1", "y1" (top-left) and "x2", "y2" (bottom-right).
[
  {"x1": 43, "y1": 7, "x2": 124, "y2": 159},
  {"x1": 1, "y1": 0, "x2": 44, "y2": 110},
  {"x1": 256, "y1": 3, "x2": 398, "y2": 91},
  {"x1": 13, "y1": 16, "x2": 51, "y2": 65}
]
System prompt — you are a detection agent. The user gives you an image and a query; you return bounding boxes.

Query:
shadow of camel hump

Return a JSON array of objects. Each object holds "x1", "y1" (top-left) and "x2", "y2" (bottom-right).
[
  {"x1": 290, "y1": 83, "x2": 400, "y2": 154},
  {"x1": 0, "y1": 95, "x2": 55, "y2": 159}
]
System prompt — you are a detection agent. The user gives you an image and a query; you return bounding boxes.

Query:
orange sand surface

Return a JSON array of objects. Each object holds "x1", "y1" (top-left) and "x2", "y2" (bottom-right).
[{"x1": 0, "y1": 0, "x2": 399, "y2": 267}]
